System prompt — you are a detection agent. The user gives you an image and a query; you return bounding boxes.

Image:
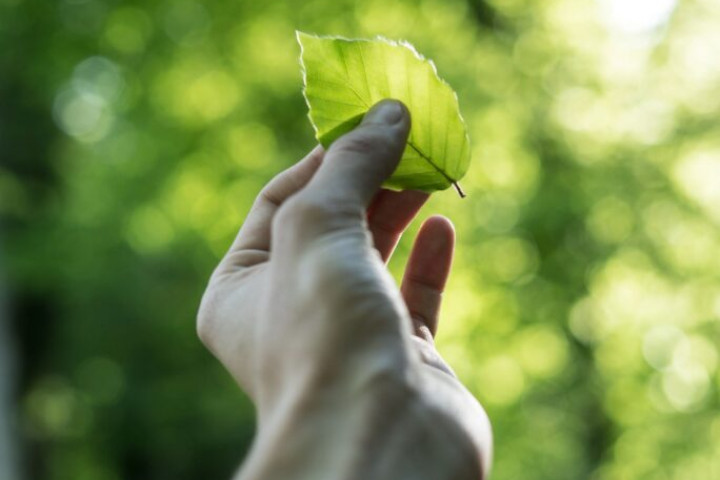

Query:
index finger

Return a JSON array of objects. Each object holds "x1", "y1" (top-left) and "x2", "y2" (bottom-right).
[{"x1": 222, "y1": 146, "x2": 324, "y2": 268}]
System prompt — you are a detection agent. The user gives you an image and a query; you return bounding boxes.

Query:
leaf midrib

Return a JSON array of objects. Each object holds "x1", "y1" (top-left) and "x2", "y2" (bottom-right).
[{"x1": 407, "y1": 140, "x2": 458, "y2": 185}]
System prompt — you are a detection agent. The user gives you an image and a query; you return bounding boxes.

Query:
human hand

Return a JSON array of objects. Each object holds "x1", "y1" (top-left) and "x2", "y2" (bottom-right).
[{"x1": 197, "y1": 100, "x2": 491, "y2": 479}]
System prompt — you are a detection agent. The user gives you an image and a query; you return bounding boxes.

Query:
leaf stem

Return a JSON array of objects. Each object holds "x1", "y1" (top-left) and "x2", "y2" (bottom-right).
[{"x1": 452, "y1": 181, "x2": 466, "y2": 198}]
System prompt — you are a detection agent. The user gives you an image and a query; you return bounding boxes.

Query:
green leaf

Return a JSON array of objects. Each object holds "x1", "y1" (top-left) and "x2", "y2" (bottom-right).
[{"x1": 298, "y1": 31, "x2": 471, "y2": 196}]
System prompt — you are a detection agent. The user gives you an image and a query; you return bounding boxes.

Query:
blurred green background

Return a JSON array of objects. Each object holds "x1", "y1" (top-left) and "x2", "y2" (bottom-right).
[{"x1": 2, "y1": 0, "x2": 719, "y2": 478}]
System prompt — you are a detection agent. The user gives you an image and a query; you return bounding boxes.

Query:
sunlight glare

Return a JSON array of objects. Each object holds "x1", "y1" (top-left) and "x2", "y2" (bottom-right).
[{"x1": 598, "y1": 0, "x2": 677, "y2": 34}]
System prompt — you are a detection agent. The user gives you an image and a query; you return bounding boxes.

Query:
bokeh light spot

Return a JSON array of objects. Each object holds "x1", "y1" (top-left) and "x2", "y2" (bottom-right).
[
  {"x1": 103, "y1": 7, "x2": 153, "y2": 55},
  {"x1": 587, "y1": 195, "x2": 634, "y2": 244},
  {"x1": 642, "y1": 325, "x2": 684, "y2": 370},
  {"x1": 513, "y1": 326, "x2": 569, "y2": 378},
  {"x1": 662, "y1": 364, "x2": 709, "y2": 411},
  {"x1": 72, "y1": 56, "x2": 124, "y2": 101},
  {"x1": 125, "y1": 206, "x2": 175, "y2": 254},
  {"x1": 479, "y1": 355, "x2": 526, "y2": 406},
  {"x1": 477, "y1": 236, "x2": 538, "y2": 283},
  {"x1": 24, "y1": 377, "x2": 92, "y2": 438},
  {"x1": 598, "y1": 0, "x2": 677, "y2": 35},
  {"x1": 53, "y1": 88, "x2": 113, "y2": 142},
  {"x1": 672, "y1": 147, "x2": 720, "y2": 224},
  {"x1": 153, "y1": 61, "x2": 242, "y2": 126},
  {"x1": 162, "y1": 0, "x2": 210, "y2": 45},
  {"x1": 75, "y1": 357, "x2": 126, "y2": 405}
]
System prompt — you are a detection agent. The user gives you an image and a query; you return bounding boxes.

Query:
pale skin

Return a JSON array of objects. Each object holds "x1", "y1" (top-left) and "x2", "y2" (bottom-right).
[{"x1": 197, "y1": 100, "x2": 492, "y2": 479}]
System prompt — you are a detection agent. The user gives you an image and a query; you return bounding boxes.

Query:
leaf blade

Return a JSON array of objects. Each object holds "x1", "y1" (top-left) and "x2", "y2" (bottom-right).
[{"x1": 298, "y1": 31, "x2": 471, "y2": 194}]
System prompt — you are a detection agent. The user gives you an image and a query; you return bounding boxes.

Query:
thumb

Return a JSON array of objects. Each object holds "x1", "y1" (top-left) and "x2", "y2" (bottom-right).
[{"x1": 304, "y1": 99, "x2": 410, "y2": 207}]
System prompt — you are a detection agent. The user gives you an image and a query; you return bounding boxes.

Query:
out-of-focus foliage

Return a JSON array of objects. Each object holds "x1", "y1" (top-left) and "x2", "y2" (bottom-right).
[{"x1": 1, "y1": 0, "x2": 719, "y2": 478}]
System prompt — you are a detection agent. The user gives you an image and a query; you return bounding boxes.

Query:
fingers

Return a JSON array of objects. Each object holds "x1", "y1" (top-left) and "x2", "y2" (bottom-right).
[
  {"x1": 367, "y1": 189, "x2": 429, "y2": 263},
  {"x1": 225, "y1": 146, "x2": 324, "y2": 266},
  {"x1": 271, "y1": 100, "x2": 411, "y2": 249},
  {"x1": 400, "y1": 216, "x2": 455, "y2": 338},
  {"x1": 302, "y1": 99, "x2": 410, "y2": 208}
]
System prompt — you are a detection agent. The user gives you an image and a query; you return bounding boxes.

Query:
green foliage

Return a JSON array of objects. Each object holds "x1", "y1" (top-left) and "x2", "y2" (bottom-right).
[
  {"x1": 299, "y1": 32, "x2": 470, "y2": 193},
  {"x1": 2, "y1": 0, "x2": 720, "y2": 479}
]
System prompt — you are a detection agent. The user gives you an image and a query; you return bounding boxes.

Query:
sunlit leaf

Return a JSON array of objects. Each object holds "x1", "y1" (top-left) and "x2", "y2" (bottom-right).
[{"x1": 298, "y1": 31, "x2": 471, "y2": 196}]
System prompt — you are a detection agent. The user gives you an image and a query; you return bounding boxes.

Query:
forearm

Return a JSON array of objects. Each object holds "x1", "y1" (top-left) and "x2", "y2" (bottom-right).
[{"x1": 237, "y1": 373, "x2": 484, "y2": 480}]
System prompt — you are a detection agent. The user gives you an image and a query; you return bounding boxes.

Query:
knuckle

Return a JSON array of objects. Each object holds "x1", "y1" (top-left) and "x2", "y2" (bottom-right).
[
  {"x1": 410, "y1": 336, "x2": 457, "y2": 378},
  {"x1": 257, "y1": 183, "x2": 282, "y2": 207},
  {"x1": 410, "y1": 315, "x2": 435, "y2": 343},
  {"x1": 280, "y1": 195, "x2": 330, "y2": 222},
  {"x1": 330, "y1": 127, "x2": 398, "y2": 159},
  {"x1": 331, "y1": 132, "x2": 379, "y2": 156},
  {"x1": 273, "y1": 194, "x2": 360, "y2": 236}
]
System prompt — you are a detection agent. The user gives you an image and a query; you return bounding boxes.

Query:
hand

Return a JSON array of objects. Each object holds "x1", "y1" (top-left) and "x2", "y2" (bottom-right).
[{"x1": 197, "y1": 100, "x2": 491, "y2": 479}]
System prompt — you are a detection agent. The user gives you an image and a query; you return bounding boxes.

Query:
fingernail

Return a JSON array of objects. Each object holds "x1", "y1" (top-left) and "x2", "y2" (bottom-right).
[{"x1": 362, "y1": 99, "x2": 406, "y2": 125}]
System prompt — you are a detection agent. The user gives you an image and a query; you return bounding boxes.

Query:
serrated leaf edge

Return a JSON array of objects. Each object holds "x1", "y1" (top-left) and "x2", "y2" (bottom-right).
[{"x1": 297, "y1": 30, "x2": 471, "y2": 188}]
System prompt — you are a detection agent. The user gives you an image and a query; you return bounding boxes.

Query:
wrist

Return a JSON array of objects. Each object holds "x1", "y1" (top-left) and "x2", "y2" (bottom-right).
[
  {"x1": 240, "y1": 365, "x2": 416, "y2": 480},
  {"x1": 239, "y1": 364, "x2": 483, "y2": 480}
]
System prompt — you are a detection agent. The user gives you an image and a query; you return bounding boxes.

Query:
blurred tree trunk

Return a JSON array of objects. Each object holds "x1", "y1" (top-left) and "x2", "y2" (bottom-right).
[{"x1": 0, "y1": 249, "x2": 21, "y2": 480}]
